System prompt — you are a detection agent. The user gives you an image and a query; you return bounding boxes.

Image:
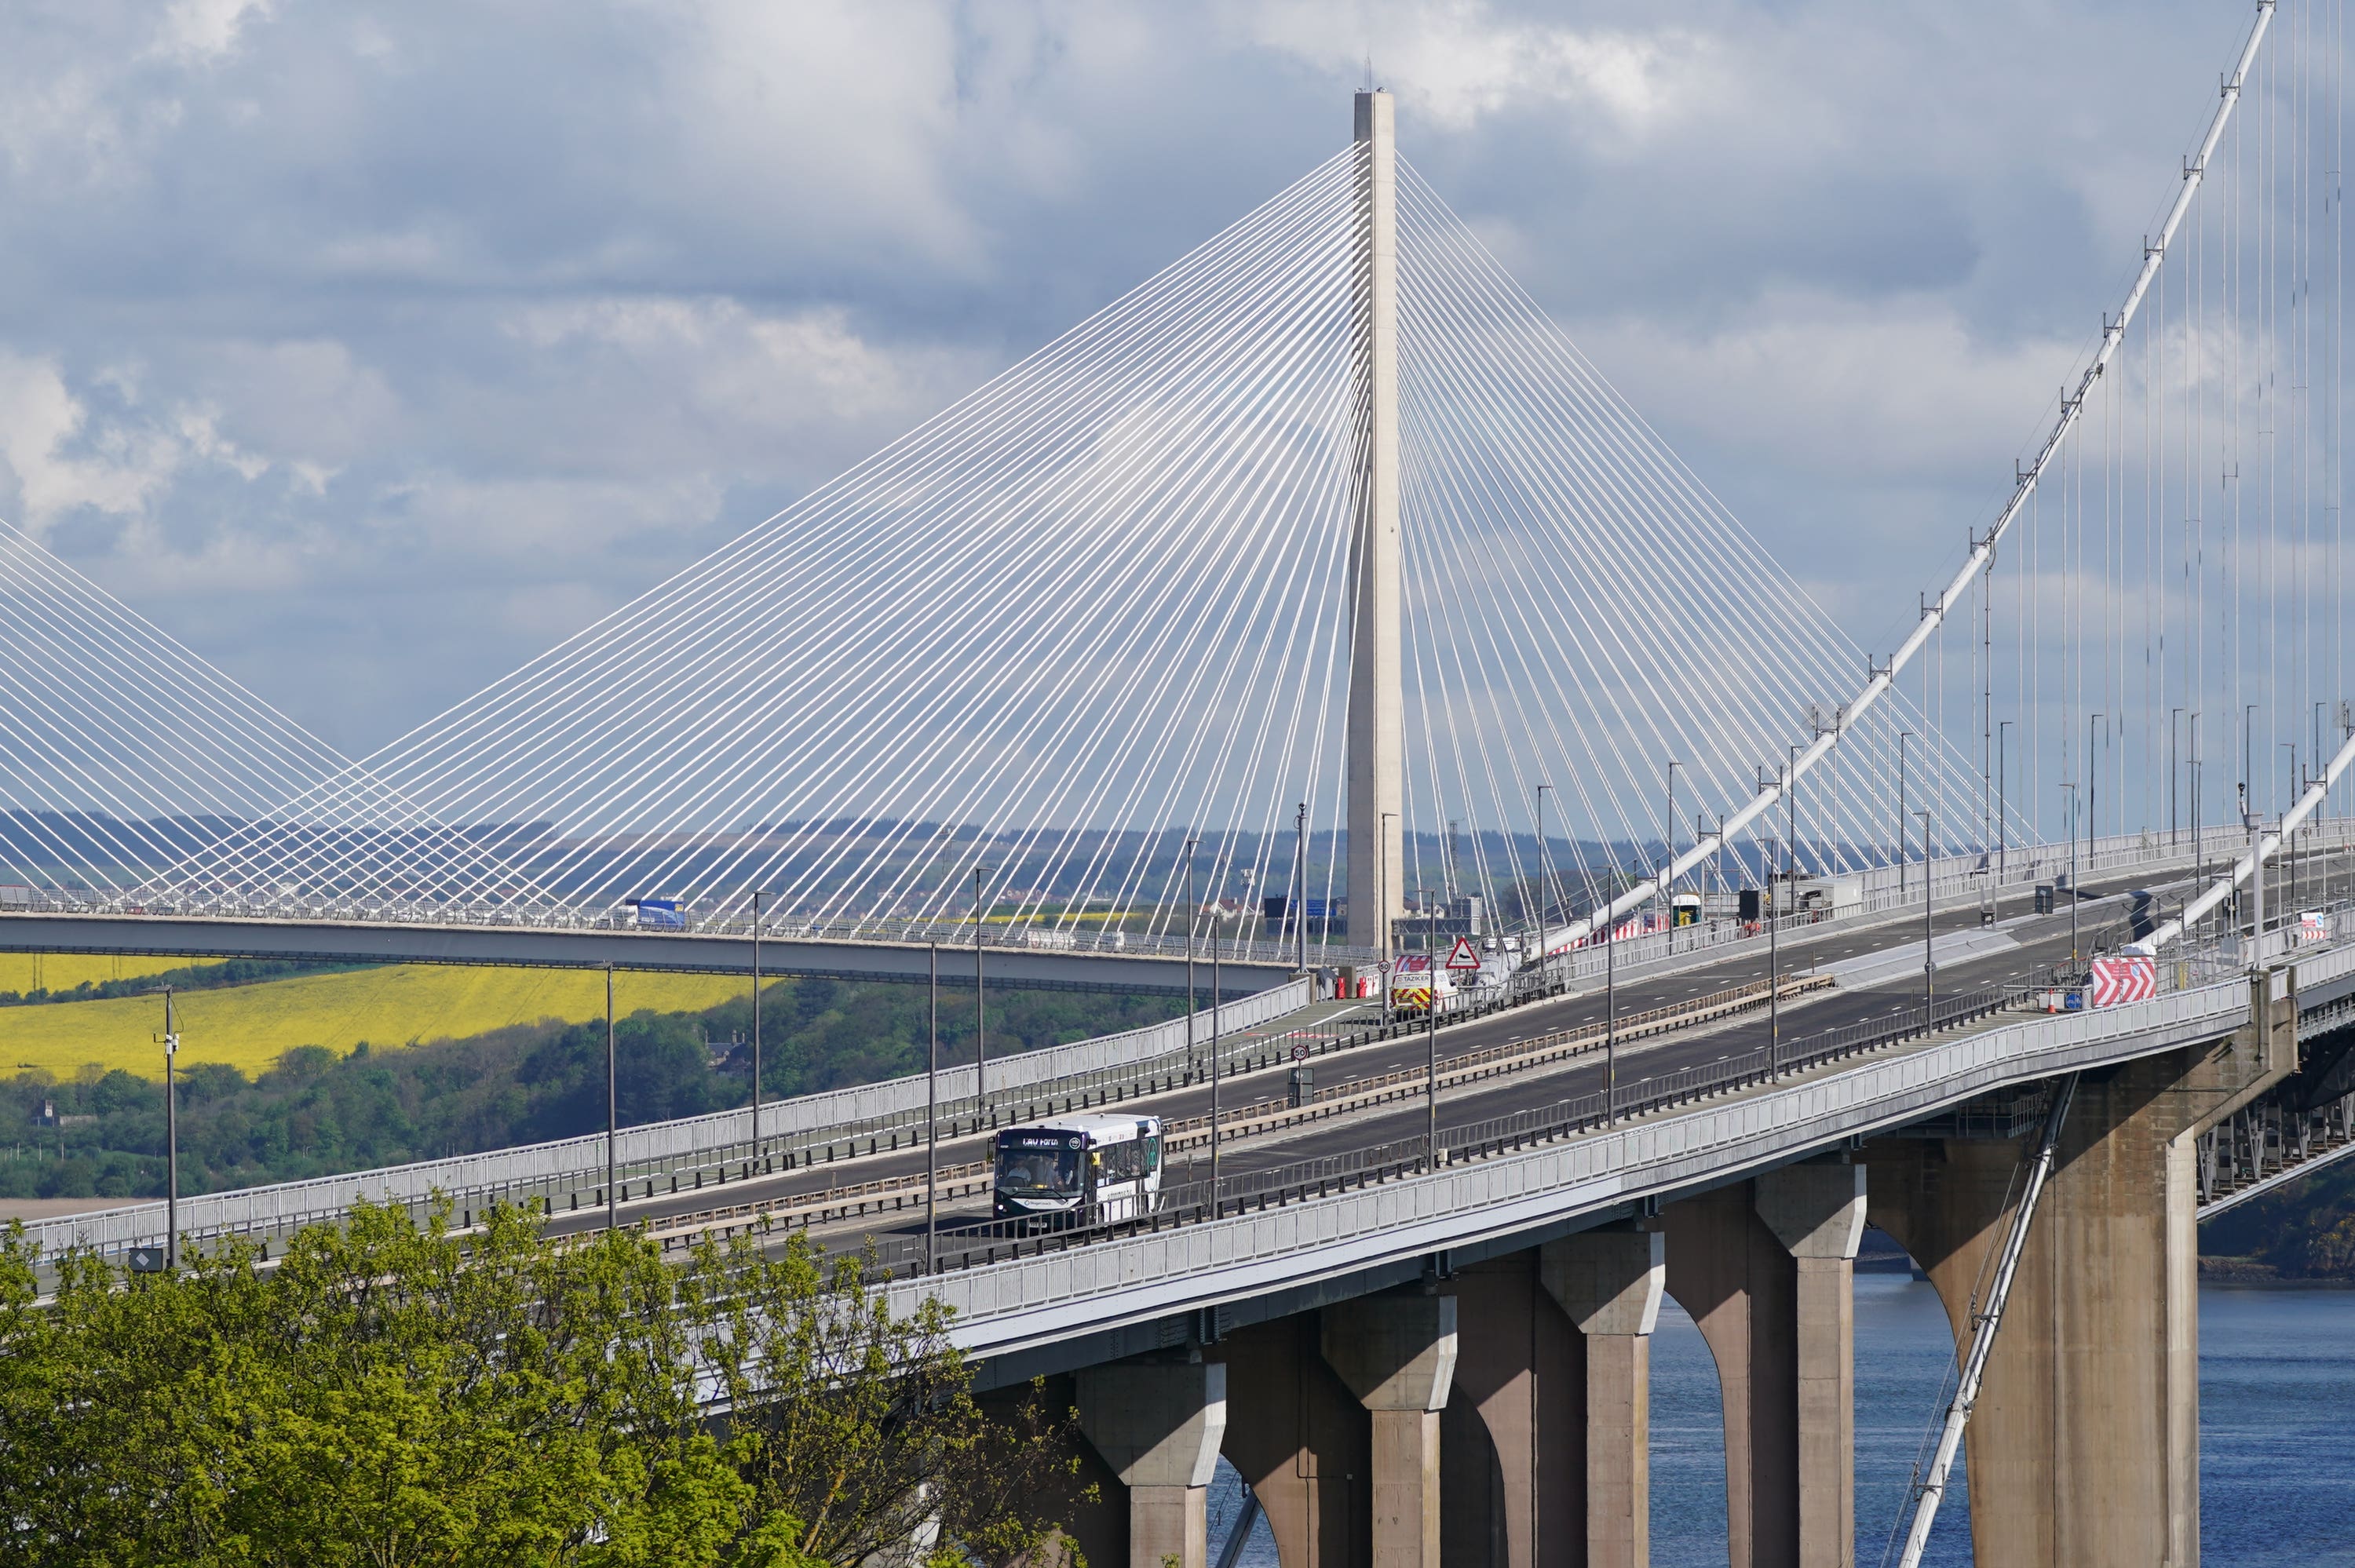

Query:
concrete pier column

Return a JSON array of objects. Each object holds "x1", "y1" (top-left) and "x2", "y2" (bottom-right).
[
  {"x1": 1864, "y1": 978, "x2": 2295, "y2": 1568},
  {"x1": 1543, "y1": 1227, "x2": 1667, "y2": 1568},
  {"x1": 1446, "y1": 1253, "x2": 1586, "y2": 1568},
  {"x1": 1754, "y1": 1162, "x2": 1866, "y2": 1568},
  {"x1": 1661, "y1": 1185, "x2": 1795, "y2": 1568},
  {"x1": 1213, "y1": 1315, "x2": 1374, "y2": 1568},
  {"x1": 1075, "y1": 1360, "x2": 1229, "y2": 1568},
  {"x1": 1323, "y1": 1293, "x2": 1456, "y2": 1568}
]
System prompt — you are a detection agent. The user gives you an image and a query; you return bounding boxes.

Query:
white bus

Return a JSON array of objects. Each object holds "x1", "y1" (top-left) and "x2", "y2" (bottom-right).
[{"x1": 991, "y1": 1114, "x2": 1164, "y2": 1228}]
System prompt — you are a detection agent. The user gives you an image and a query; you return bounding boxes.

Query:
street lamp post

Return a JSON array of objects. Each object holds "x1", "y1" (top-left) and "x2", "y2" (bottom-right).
[
  {"x1": 1605, "y1": 898, "x2": 1619, "y2": 1123},
  {"x1": 973, "y1": 866, "x2": 989, "y2": 1108},
  {"x1": 750, "y1": 888, "x2": 762, "y2": 1161},
  {"x1": 926, "y1": 945, "x2": 941, "y2": 1271},
  {"x1": 2170, "y1": 709, "x2": 2185, "y2": 848},
  {"x1": 1917, "y1": 809, "x2": 1935, "y2": 1016},
  {"x1": 2059, "y1": 784, "x2": 2080, "y2": 965},
  {"x1": 604, "y1": 962, "x2": 616, "y2": 1230},
  {"x1": 1211, "y1": 886, "x2": 1225, "y2": 1203},
  {"x1": 1997, "y1": 720, "x2": 2013, "y2": 902},
  {"x1": 1184, "y1": 838, "x2": 1199, "y2": 1079},
  {"x1": 2283, "y1": 743, "x2": 2300, "y2": 910},
  {"x1": 1766, "y1": 836, "x2": 1781, "y2": 1080},
  {"x1": 1662, "y1": 760, "x2": 1681, "y2": 919},
  {"x1": 1898, "y1": 731, "x2": 1914, "y2": 892},
  {"x1": 1535, "y1": 786, "x2": 1560, "y2": 943},
  {"x1": 1294, "y1": 800, "x2": 1310, "y2": 973},
  {"x1": 1425, "y1": 892, "x2": 1439, "y2": 1169},
  {"x1": 162, "y1": 987, "x2": 178, "y2": 1271},
  {"x1": 2087, "y1": 713, "x2": 2104, "y2": 877}
]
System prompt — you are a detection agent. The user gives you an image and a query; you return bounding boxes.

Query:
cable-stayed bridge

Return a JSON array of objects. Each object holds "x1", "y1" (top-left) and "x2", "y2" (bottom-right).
[{"x1": 14, "y1": 4, "x2": 2355, "y2": 1565}]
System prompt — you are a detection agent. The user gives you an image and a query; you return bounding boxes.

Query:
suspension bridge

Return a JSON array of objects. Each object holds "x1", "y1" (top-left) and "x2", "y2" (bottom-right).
[{"x1": 12, "y1": 3, "x2": 2355, "y2": 1566}]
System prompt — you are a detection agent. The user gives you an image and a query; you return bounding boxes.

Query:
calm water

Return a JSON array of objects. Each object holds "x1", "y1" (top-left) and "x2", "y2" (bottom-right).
[{"x1": 1209, "y1": 1275, "x2": 2355, "y2": 1565}]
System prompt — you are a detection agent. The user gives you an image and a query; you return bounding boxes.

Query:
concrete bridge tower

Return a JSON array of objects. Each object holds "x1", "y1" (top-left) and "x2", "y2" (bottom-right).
[{"x1": 1348, "y1": 88, "x2": 1404, "y2": 957}]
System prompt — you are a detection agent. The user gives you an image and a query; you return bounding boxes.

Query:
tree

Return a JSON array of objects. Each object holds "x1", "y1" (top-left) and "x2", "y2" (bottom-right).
[
  {"x1": 691, "y1": 1230, "x2": 1093, "y2": 1566},
  {"x1": 0, "y1": 1205, "x2": 1084, "y2": 1567}
]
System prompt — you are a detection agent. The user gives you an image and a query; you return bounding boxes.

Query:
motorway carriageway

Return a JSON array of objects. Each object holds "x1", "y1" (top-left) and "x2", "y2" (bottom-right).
[{"x1": 537, "y1": 850, "x2": 2355, "y2": 1251}]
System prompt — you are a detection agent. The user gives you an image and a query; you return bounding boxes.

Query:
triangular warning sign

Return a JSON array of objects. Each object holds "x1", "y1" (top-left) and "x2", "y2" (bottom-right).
[{"x1": 1444, "y1": 936, "x2": 1483, "y2": 972}]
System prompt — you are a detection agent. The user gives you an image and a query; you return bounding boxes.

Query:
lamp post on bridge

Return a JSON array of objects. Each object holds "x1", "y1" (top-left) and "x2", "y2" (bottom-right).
[
  {"x1": 2282, "y1": 743, "x2": 2299, "y2": 911},
  {"x1": 926, "y1": 943, "x2": 939, "y2": 1274},
  {"x1": 1917, "y1": 809, "x2": 1935, "y2": 1017},
  {"x1": 1212, "y1": 878, "x2": 1225, "y2": 1204},
  {"x1": 162, "y1": 987, "x2": 178, "y2": 1272},
  {"x1": 604, "y1": 961, "x2": 616, "y2": 1231},
  {"x1": 2058, "y1": 783, "x2": 2080, "y2": 966},
  {"x1": 1424, "y1": 890, "x2": 1440, "y2": 1171},
  {"x1": 1184, "y1": 838, "x2": 1198, "y2": 1080},
  {"x1": 973, "y1": 865, "x2": 988, "y2": 1109},
  {"x1": 2170, "y1": 709, "x2": 2185, "y2": 848},
  {"x1": 1765, "y1": 835, "x2": 1781, "y2": 1082},
  {"x1": 1997, "y1": 720, "x2": 2012, "y2": 907},
  {"x1": 1897, "y1": 730, "x2": 1913, "y2": 894},
  {"x1": 1534, "y1": 784, "x2": 1561, "y2": 943},
  {"x1": 1605, "y1": 891, "x2": 1619, "y2": 1122},
  {"x1": 2087, "y1": 713, "x2": 2104, "y2": 877},
  {"x1": 1661, "y1": 759, "x2": 1680, "y2": 924},
  {"x1": 1293, "y1": 800, "x2": 1310, "y2": 974},
  {"x1": 749, "y1": 888, "x2": 763, "y2": 1161}
]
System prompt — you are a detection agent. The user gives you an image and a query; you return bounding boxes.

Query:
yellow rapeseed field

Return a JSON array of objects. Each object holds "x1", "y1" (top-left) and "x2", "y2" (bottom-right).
[
  {"x1": 0, "y1": 965, "x2": 751, "y2": 1081},
  {"x1": 0, "y1": 954, "x2": 219, "y2": 995}
]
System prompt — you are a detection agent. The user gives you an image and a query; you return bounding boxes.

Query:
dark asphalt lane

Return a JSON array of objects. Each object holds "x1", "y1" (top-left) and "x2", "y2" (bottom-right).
[{"x1": 544, "y1": 848, "x2": 2355, "y2": 1244}]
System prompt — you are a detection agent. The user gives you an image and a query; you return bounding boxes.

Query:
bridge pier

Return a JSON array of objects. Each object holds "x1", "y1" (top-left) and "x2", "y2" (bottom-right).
[
  {"x1": 1214, "y1": 1315, "x2": 1374, "y2": 1567},
  {"x1": 1539, "y1": 1228, "x2": 1667, "y2": 1568},
  {"x1": 1075, "y1": 1359, "x2": 1229, "y2": 1568},
  {"x1": 1661, "y1": 1160, "x2": 1864, "y2": 1568},
  {"x1": 1321, "y1": 1293, "x2": 1456, "y2": 1568},
  {"x1": 1863, "y1": 973, "x2": 2296, "y2": 1568}
]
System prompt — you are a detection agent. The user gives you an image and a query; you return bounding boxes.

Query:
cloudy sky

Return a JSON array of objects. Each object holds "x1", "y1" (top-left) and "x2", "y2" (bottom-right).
[{"x1": 0, "y1": 0, "x2": 2290, "y2": 756}]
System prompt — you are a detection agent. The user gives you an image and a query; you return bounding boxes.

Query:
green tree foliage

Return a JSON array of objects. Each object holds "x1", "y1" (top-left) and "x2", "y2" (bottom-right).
[
  {"x1": 2199, "y1": 1154, "x2": 2355, "y2": 1278},
  {"x1": 0, "y1": 979, "x2": 1181, "y2": 1201},
  {"x1": 0, "y1": 1205, "x2": 1086, "y2": 1566}
]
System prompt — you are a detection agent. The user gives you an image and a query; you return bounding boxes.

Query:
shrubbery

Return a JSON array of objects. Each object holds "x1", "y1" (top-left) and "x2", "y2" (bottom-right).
[{"x1": 0, "y1": 1202, "x2": 1086, "y2": 1566}]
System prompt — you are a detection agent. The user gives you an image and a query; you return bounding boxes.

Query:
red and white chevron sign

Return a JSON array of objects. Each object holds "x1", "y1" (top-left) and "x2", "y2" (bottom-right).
[{"x1": 2089, "y1": 955, "x2": 2157, "y2": 1008}]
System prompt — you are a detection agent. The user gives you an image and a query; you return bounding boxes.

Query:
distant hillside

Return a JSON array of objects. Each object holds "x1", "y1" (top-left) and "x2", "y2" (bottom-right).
[
  {"x1": 0, "y1": 963, "x2": 754, "y2": 1079},
  {"x1": 0, "y1": 975, "x2": 1182, "y2": 1202},
  {"x1": 2201, "y1": 1160, "x2": 2355, "y2": 1280}
]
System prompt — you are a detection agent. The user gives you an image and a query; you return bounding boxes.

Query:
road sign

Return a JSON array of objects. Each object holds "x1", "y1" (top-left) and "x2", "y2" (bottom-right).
[
  {"x1": 2087, "y1": 954, "x2": 2156, "y2": 1007},
  {"x1": 1444, "y1": 936, "x2": 1482, "y2": 972},
  {"x1": 1291, "y1": 1042, "x2": 1310, "y2": 1062}
]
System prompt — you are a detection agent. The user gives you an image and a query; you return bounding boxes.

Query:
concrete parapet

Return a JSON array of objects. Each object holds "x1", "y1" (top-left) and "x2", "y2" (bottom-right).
[{"x1": 1075, "y1": 1359, "x2": 1228, "y2": 1568}]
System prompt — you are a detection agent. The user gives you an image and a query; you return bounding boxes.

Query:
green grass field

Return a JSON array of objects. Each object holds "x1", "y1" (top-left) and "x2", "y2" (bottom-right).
[{"x1": 0, "y1": 965, "x2": 751, "y2": 1081}]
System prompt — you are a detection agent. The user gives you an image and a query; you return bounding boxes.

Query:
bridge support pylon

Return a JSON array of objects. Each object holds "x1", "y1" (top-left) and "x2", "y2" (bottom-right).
[
  {"x1": 1347, "y1": 87, "x2": 1404, "y2": 958},
  {"x1": 1864, "y1": 972, "x2": 2298, "y2": 1568},
  {"x1": 1661, "y1": 1159, "x2": 1865, "y2": 1568},
  {"x1": 1323, "y1": 1293, "x2": 1456, "y2": 1567},
  {"x1": 1075, "y1": 1359, "x2": 1230, "y2": 1568}
]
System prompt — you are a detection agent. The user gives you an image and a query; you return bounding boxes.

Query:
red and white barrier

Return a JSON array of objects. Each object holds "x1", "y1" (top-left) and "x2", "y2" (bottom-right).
[{"x1": 2088, "y1": 954, "x2": 2157, "y2": 1007}]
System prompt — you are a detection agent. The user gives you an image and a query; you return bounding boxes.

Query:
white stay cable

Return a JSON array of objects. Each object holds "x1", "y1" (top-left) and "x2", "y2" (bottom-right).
[{"x1": 1539, "y1": 0, "x2": 2278, "y2": 956}]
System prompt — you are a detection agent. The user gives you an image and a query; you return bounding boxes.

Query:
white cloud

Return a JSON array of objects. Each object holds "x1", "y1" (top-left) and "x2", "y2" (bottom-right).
[
  {"x1": 1231, "y1": 0, "x2": 1718, "y2": 136},
  {"x1": 155, "y1": 0, "x2": 276, "y2": 65},
  {"x1": 0, "y1": 352, "x2": 182, "y2": 527},
  {"x1": 1573, "y1": 291, "x2": 2081, "y2": 482}
]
